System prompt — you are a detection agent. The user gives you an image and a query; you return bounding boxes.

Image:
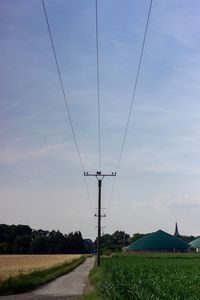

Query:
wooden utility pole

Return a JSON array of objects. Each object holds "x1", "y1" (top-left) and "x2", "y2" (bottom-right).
[{"x1": 84, "y1": 171, "x2": 116, "y2": 266}]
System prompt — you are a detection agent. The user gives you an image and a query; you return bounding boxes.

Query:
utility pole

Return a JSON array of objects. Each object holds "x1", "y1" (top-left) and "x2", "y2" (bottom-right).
[{"x1": 84, "y1": 171, "x2": 116, "y2": 266}]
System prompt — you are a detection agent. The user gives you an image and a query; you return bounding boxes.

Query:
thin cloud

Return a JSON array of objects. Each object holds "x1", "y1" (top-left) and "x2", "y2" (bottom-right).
[{"x1": 0, "y1": 144, "x2": 68, "y2": 164}]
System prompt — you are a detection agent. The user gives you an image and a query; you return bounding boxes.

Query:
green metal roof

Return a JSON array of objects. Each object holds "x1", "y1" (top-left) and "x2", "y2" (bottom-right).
[
  {"x1": 189, "y1": 237, "x2": 200, "y2": 248},
  {"x1": 127, "y1": 230, "x2": 190, "y2": 251}
]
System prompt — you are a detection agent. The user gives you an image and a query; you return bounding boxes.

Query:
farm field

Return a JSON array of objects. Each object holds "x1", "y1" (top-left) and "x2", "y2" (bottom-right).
[
  {"x1": 85, "y1": 253, "x2": 200, "y2": 300},
  {"x1": 0, "y1": 254, "x2": 81, "y2": 282}
]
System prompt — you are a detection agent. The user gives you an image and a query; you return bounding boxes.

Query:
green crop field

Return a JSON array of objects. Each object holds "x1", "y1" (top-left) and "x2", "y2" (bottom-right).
[{"x1": 85, "y1": 253, "x2": 200, "y2": 300}]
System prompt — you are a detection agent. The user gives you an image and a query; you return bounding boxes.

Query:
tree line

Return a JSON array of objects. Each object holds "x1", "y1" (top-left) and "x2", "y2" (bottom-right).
[
  {"x1": 0, "y1": 224, "x2": 197, "y2": 255},
  {"x1": 0, "y1": 224, "x2": 94, "y2": 254}
]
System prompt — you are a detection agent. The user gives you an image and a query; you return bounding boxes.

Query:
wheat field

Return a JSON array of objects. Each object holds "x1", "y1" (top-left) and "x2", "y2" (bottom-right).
[{"x1": 0, "y1": 254, "x2": 81, "y2": 282}]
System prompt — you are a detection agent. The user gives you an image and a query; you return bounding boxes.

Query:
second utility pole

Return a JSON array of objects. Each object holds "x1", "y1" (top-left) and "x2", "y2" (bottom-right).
[{"x1": 84, "y1": 171, "x2": 116, "y2": 266}]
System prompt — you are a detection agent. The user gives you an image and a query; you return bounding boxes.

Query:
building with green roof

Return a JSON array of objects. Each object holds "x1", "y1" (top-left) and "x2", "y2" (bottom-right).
[
  {"x1": 126, "y1": 229, "x2": 190, "y2": 252},
  {"x1": 189, "y1": 237, "x2": 200, "y2": 252}
]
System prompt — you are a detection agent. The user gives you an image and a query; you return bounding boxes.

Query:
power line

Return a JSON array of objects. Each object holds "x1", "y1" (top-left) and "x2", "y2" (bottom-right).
[
  {"x1": 41, "y1": 0, "x2": 94, "y2": 211},
  {"x1": 84, "y1": 176, "x2": 94, "y2": 212},
  {"x1": 108, "y1": 175, "x2": 116, "y2": 212},
  {"x1": 108, "y1": 0, "x2": 153, "y2": 212},
  {"x1": 95, "y1": 0, "x2": 101, "y2": 170},
  {"x1": 115, "y1": 0, "x2": 153, "y2": 173},
  {"x1": 42, "y1": 0, "x2": 85, "y2": 171}
]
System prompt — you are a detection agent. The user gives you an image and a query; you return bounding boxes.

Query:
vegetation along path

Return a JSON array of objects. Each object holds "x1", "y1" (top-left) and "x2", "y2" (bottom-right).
[{"x1": 0, "y1": 257, "x2": 95, "y2": 300}]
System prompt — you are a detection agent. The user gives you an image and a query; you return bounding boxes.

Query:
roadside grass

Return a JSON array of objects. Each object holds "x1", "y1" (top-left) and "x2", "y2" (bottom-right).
[
  {"x1": 80, "y1": 253, "x2": 200, "y2": 300},
  {"x1": 78, "y1": 262, "x2": 104, "y2": 300},
  {"x1": 0, "y1": 256, "x2": 85, "y2": 295}
]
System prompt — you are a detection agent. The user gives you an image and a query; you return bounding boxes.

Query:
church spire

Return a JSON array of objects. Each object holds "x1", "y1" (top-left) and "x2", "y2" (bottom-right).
[{"x1": 174, "y1": 221, "x2": 180, "y2": 237}]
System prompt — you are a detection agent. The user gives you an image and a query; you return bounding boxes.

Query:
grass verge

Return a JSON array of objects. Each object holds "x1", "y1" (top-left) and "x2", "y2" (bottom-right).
[
  {"x1": 0, "y1": 256, "x2": 85, "y2": 295},
  {"x1": 78, "y1": 260, "x2": 104, "y2": 300}
]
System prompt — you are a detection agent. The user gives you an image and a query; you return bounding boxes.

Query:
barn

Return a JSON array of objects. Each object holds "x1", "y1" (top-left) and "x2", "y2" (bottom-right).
[
  {"x1": 125, "y1": 229, "x2": 190, "y2": 252},
  {"x1": 189, "y1": 237, "x2": 200, "y2": 252}
]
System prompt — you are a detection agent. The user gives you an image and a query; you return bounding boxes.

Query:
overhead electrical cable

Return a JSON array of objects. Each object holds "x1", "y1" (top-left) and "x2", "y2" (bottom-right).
[
  {"x1": 115, "y1": 0, "x2": 152, "y2": 172},
  {"x1": 41, "y1": 0, "x2": 93, "y2": 211},
  {"x1": 95, "y1": 0, "x2": 101, "y2": 171},
  {"x1": 108, "y1": 0, "x2": 153, "y2": 212},
  {"x1": 42, "y1": 0, "x2": 85, "y2": 171}
]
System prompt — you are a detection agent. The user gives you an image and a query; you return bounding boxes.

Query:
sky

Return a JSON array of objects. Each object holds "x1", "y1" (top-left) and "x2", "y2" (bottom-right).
[{"x1": 1, "y1": 0, "x2": 200, "y2": 239}]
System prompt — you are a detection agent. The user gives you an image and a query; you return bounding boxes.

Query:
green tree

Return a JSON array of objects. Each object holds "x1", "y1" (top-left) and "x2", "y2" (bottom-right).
[
  {"x1": 0, "y1": 242, "x2": 12, "y2": 254},
  {"x1": 13, "y1": 235, "x2": 32, "y2": 254},
  {"x1": 30, "y1": 236, "x2": 49, "y2": 254}
]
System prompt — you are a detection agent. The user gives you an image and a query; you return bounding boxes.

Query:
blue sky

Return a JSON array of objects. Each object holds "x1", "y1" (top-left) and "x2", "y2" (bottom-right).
[{"x1": 1, "y1": 0, "x2": 200, "y2": 239}]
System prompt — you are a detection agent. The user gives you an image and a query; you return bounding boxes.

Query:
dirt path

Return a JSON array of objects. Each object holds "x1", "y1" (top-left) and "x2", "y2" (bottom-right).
[{"x1": 0, "y1": 256, "x2": 95, "y2": 300}]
